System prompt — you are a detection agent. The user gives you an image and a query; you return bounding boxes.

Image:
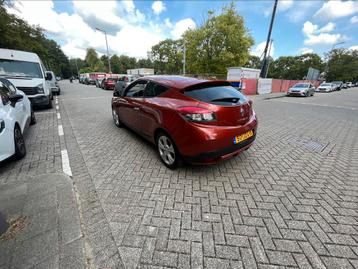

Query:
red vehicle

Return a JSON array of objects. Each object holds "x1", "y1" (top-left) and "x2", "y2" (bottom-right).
[
  {"x1": 102, "y1": 78, "x2": 117, "y2": 90},
  {"x1": 111, "y1": 76, "x2": 257, "y2": 169}
]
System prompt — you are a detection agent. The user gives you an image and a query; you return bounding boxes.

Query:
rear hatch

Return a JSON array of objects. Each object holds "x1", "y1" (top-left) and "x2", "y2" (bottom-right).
[{"x1": 182, "y1": 82, "x2": 252, "y2": 126}]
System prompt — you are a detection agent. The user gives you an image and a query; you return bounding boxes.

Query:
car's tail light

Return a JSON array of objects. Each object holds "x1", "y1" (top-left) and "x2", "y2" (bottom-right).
[
  {"x1": 177, "y1": 107, "x2": 216, "y2": 122},
  {"x1": 124, "y1": 77, "x2": 128, "y2": 82}
]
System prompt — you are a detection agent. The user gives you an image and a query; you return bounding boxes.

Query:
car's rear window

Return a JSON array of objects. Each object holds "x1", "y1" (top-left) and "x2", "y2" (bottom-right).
[{"x1": 184, "y1": 85, "x2": 248, "y2": 106}]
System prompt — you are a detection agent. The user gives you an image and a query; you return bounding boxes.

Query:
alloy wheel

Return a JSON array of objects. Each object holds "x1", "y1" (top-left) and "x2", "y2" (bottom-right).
[{"x1": 158, "y1": 135, "x2": 176, "y2": 165}]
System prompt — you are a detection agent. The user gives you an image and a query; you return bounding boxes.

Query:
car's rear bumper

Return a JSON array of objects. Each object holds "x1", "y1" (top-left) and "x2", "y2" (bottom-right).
[
  {"x1": 51, "y1": 87, "x2": 60, "y2": 93},
  {"x1": 177, "y1": 114, "x2": 258, "y2": 164}
]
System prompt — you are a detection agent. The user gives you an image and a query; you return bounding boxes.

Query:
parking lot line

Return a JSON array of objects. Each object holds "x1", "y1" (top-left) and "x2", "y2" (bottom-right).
[
  {"x1": 58, "y1": 124, "x2": 64, "y2": 136},
  {"x1": 61, "y1": 149, "x2": 72, "y2": 177},
  {"x1": 57, "y1": 112, "x2": 61, "y2": 119}
]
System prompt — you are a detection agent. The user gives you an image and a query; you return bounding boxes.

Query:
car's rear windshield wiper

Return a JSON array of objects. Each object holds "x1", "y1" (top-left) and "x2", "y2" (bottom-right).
[{"x1": 210, "y1": 97, "x2": 240, "y2": 103}]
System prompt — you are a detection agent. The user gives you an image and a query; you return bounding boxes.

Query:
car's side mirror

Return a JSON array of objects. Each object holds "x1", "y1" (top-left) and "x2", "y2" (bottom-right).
[
  {"x1": 9, "y1": 93, "x2": 23, "y2": 105},
  {"x1": 45, "y1": 72, "x2": 53, "y2": 81}
]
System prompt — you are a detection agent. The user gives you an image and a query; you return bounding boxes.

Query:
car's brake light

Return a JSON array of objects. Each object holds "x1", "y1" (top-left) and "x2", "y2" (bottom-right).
[{"x1": 177, "y1": 107, "x2": 216, "y2": 122}]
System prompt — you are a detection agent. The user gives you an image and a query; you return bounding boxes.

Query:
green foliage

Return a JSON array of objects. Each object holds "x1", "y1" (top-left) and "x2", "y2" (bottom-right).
[
  {"x1": 246, "y1": 55, "x2": 261, "y2": 69},
  {"x1": 184, "y1": 3, "x2": 254, "y2": 75},
  {"x1": 150, "y1": 39, "x2": 183, "y2": 74},
  {"x1": 326, "y1": 49, "x2": 358, "y2": 82},
  {"x1": 0, "y1": 1, "x2": 71, "y2": 78},
  {"x1": 268, "y1": 53, "x2": 324, "y2": 80}
]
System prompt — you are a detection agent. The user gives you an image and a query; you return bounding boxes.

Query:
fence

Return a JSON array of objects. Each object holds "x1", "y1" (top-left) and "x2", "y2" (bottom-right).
[{"x1": 241, "y1": 78, "x2": 322, "y2": 96}]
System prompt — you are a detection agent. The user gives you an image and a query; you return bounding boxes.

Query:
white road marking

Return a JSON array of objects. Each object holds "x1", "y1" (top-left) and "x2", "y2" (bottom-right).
[
  {"x1": 61, "y1": 149, "x2": 72, "y2": 177},
  {"x1": 57, "y1": 112, "x2": 61, "y2": 119},
  {"x1": 56, "y1": 105, "x2": 59, "y2": 110},
  {"x1": 58, "y1": 125, "x2": 64, "y2": 136},
  {"x1": 35, "y1": 111, "x2": 55, "y2": 115},
  {"x1": 61, "y1": 96, "x2": 109, "y2": 101},
  {"x1": 55, "y1": 100, "x2": 58, "y2": 104}
]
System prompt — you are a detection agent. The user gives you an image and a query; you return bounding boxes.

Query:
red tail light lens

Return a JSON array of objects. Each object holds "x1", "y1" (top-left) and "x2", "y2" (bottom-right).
[{"x1": 177, "y1": 107, "x2": 216, "y2": 122}]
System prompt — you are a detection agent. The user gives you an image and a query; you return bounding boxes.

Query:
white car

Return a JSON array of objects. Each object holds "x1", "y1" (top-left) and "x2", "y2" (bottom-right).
[
  {"x1": 316, "y1": 83, "x2": 334, "y2": 92},
  {"x1": 46, "y1": 71, "x2": 60, "y2": 95},
  {"x1": 0, "y1": 78, "x2": 36, "y2": 162}
]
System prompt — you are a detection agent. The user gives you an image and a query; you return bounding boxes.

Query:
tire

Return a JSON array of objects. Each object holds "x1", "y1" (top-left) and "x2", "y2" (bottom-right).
[
  {"x1": 112, "y1": 107, "x2": 122, "y2": 127},
  {"x1": 156, "y1": 132, "x2": 181, "y2": 169},
  {"x1": 13, "y1": 125, "x2": 26, "y2": 160},
  {"x1": 305, "y1": 92, "x2": 309, "y2": 97},
  {"x1": 51, "y1": 93, "x2": 54, "y2": 100},
  {"x1": 47, "y1": 97, "x2": 53, "y2": 109},
  {"x1": 30, "y1": 106, "x2": 36, "y2": 125}
]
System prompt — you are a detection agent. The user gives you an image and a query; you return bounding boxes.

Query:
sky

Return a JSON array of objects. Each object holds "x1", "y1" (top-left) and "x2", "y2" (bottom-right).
[{"x1": 6, "y1": 0, "x2": 358, "y2": 60}]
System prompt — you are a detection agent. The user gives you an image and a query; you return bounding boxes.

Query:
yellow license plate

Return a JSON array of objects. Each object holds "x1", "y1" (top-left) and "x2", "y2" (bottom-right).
[{"x1": 233, "y1": 130, "x2": 253, "y2": 144}]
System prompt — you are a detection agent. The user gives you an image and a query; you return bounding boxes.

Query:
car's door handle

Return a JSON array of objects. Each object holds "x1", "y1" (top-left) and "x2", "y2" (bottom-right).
[{"x1": 133, "y1": 107, "x2": 140, "y2": 111}]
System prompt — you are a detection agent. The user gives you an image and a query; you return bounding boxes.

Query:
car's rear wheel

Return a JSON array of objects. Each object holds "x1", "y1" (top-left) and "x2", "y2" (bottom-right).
[
  {"x1": 14, "y1": 125, "x2": 26, "y2": 160},
  {"x1": 112, "y1": 108, "x2": 122, "y2": 127},
  {"x1": 156, "y1": 132, "x2": 180, "y2": 169}
]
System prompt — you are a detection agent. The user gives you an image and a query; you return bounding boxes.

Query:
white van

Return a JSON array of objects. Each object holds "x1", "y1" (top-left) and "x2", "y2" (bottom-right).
[
  {"x1": 0, "y1": 49, "x2": 53, "y2": 108},
  {"x1": 46, "y1": 70, "x2": 60, "y2": 95}
]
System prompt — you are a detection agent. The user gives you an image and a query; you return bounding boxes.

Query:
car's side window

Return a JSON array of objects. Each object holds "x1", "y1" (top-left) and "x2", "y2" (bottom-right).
[
  {"x1": 0, "y1": 81, "x2": 11, "y2": 105},
  {"x1": 125, "y1": 80, "x2": 147, "y2": 98},
  {"x1": 7, "y1": 82, "x2": 17, "y2": 94},
  {"x1": 145, "y1": 82, "x2": 169, "y2": 98}
]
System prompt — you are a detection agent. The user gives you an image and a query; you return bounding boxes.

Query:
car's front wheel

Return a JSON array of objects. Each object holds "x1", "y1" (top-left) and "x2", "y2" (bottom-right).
[
  {"x1": 112, "y1": 108, "x2": 122, "y2": 127},
  {"x1": 156, "y1": 132, "x2": 180, "y2": 169},
  {"x1": 13, "y1": 125, "x2": 26, "y2": 160}
]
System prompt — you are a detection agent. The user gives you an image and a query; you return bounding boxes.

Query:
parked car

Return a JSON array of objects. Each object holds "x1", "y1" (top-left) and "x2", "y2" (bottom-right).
[
  {"x1": 316, "y1": 83, "x2": 334, "y2": 92},
  {"x1": 287, "y1": 83, "x2": 315, "y2": 97},
  {"x1": 0, "y1": 49, "x2": 53, "y2": 108},
  {"x1": 331, "y1": 81, "x2": 343, "y2": 91},
  {"x1": 46, "y1": 71, "x2": 60, "y2": 95},
  {"x1": 102, "y1": 78, "x2": 117, "y2": 90},
  {"x1": 96, "y1": 77, "x2": 104, "y2": 88},
  {"x1": 111, "y1": 76, "x2": 257, "y2": 169},
  {"x1": 342, "y1": 82, "x2": 348, "y2": 89},
  {"x1": 347, "y1": 82, "x2": 353, "y2": 88},
  {"x1": 0, "y1": 78, "x2": 36, "y2": 162}
]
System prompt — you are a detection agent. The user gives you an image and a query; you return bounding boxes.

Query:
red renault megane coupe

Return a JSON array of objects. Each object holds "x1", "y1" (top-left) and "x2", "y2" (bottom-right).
[{"x1": 111, "y1": 76, "x2": 257, "y2": 169}]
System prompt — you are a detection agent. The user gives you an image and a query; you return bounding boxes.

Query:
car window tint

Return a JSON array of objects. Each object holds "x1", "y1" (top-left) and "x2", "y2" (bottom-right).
[
  {"x1": 145, "y1": 82, "x2": 168, "y2": 97},
  {"x1": 125, "y1": 81, "x2": 147, "y2": 98},
  {"x1": 184, "y1": 85, "x2": 248, "y2": 106}
]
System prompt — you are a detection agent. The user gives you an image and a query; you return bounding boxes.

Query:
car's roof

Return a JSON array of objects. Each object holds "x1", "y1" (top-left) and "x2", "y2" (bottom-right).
[{"x1": 140, "y1": 75, "x2": 227, "y2": 90}]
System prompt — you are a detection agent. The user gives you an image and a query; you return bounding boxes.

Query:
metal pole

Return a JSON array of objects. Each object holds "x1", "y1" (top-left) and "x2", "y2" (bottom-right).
[
  {"x1": 264, "y1": 39, "x2": 274, "y2": 78},
  {"x1": 75, "y1": 58, "x2": 79, "y2": 78},
  {"x1": 183, "y1": 40, "x2": 186, "y2": 76},
  {"x1": 260, "y1": 0, "x2": 278, "y2": 78},
  {"x1": 104, "y1": 32, "x2": 112, "y2": 73},
  {"x1": 95, "y1": 27, "x2": 112, "y2": 73}
]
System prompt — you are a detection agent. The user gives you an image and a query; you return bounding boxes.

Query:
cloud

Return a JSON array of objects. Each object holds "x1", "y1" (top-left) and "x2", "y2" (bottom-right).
[
  {"x1": 314, "y1": 0, "x2": 358, "y2": 20},
  {"x1": 351, "y1": 16, "x2": 358, "y2": 24},
  {"x1": 164, "y1": 18, "x2": 173, "y2": 28},
  {"x1": 152, "y1": 1, "x2": 166, "y2": 15},
  {"x1": 300, "y1": 48, "x2": 314, "y2": 55},
  {"x1": 349, "y1": 45, "x2": 358, "y2": 51},
  {"x1": 251, "y1": 41, "x2": 275, "y2": 58},
  {"x1": 170, "y1": 18, "x2": 196, "y2": 39},
  {"x1": 277, "y1": 0, "x2": 293, "y2": 11},
  {"x1": 302, "y1": 21, "x2": 345, "y2": 46},
  {"x1": 285, "y1": 1, "x2": 320, "y2": 23},
  {"x1": 6, "y1": 0, "x2": 163, "y2": 59}
]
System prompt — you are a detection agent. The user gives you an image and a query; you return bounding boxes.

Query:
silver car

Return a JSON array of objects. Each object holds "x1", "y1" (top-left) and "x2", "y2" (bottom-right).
[
  {"x1": 287, "y1": 83, "x2": 315, "y2": 97},
  {"x1": 316, "y1": 83, "x2": 334, "y2": 92}
]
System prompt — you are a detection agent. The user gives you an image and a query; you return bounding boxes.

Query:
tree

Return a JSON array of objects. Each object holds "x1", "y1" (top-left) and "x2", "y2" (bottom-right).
[
  {"x1": 267, "y1": 53, "x2": 324, "y2": 80},
  {"x1": 85, "y1": 48, "x2": 99, "y2": 69},
  {"x1": 150, "y1": 39, "x2": 182, "y2": 74},
  {"x1": 326, "y1": 49, "x2": 358, "y2": 82},
  {"x1": 183, "y1": 3, "x2": 254, "y2": 76},
  {"x1": 246, "y1": 55, "x2": 261, "y2": 69}
]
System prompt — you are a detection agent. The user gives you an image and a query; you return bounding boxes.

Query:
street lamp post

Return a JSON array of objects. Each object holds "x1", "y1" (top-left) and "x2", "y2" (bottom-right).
[
  {"x1": 95, "y1": 27, "x2": 112, "y2": 73},
  {"x1": 325, "y1": 41, "x2": 345, "y2": 80}
]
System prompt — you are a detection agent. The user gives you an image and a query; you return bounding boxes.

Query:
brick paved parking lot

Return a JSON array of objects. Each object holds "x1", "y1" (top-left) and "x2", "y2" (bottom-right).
[{"x1": 2, "y1": 81, "x2": 358, "y2": 268}]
